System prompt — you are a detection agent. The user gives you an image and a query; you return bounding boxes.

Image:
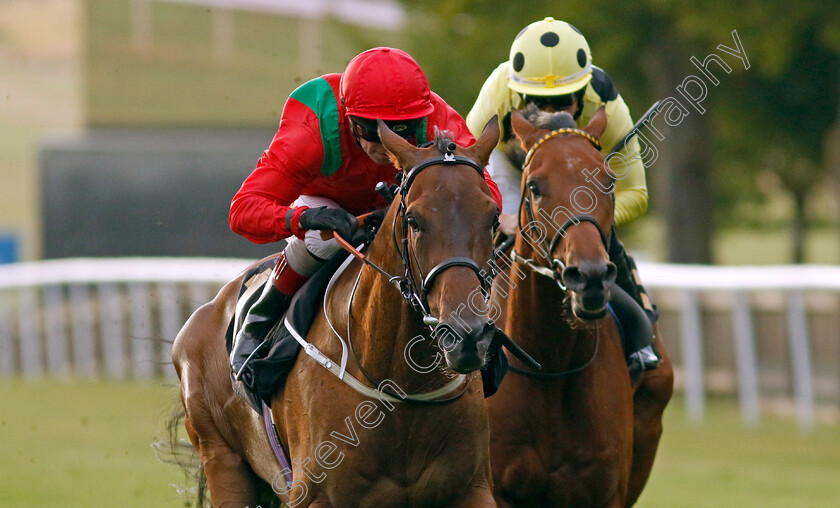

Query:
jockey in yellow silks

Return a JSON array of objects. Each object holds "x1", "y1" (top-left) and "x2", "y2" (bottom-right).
[{"x1": 466, "y1": 17, "x2": 660, "y2": 378}]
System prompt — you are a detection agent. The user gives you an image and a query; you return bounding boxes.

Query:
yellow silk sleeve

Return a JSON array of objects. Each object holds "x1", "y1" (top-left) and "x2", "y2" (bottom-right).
[
  {"x1": 593, "y1": 92, "x2": 649, "y2": 226},
  {"x1": 466, "y1": 62, "x2": 516, "y2": 140}
]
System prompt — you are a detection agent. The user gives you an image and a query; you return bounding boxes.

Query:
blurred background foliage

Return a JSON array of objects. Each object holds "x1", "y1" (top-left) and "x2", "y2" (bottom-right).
[
  {"x1": 392, "y1": 0, "x2": 840, "y2": 264},
  {"x1": 2, "y1": 0, "x2": 840, "y2": 264},
  {"x1": 83, "y1": 0, "x2": 400, "y2": 126}
]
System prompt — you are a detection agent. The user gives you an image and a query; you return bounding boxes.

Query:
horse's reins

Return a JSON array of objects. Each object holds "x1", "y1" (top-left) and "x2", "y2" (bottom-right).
[
  {"x1": 319, "y1": 147, "x2": 492, "y2": 405},
  {"x1": 339, "y1": 262, "x2": 471, "y2": 405},
  {"x1": 509, "y1": 126, "x2": 609, "y2": 378}
]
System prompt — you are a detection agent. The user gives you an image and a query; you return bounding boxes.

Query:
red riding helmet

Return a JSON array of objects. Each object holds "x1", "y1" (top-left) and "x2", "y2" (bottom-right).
[{"x1": 340, "y1": 47, "x2": 434, "y2": 121}]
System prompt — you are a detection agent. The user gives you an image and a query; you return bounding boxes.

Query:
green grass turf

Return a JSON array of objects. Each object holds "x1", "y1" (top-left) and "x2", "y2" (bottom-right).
[
  {"x1": 1, "y1": 381, "x2": 838, "y2": 507},
  {"x1": 638, "y1": 396, "x2": 840, "y2": 508},
  {"x1": 0, "y1": 380, "x2": 188, "y2": 507}
]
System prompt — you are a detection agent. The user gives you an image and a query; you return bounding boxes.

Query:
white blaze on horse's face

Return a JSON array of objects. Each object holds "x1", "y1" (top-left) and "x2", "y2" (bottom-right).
[
  {"x1": 511, "y1": 108, "x2": 617, "y2": 321},
  {"x1": 379, "y1": 117, "x2": 502, "y2": 373}
]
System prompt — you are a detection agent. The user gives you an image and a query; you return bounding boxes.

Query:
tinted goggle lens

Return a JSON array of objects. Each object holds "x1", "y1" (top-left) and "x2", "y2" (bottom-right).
[
  {"x1": 351, "y1": 117, "x2": 423, "y2": 144},
  {"x1": 521, "y1": 93, "x2": 577, "y2": 110}
]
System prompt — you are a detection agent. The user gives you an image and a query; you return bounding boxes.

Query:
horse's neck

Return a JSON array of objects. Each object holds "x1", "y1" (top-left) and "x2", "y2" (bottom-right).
[
  {"x1": 507, "y1": 237, "x2": 593, "y2": 368},
  {"x1": 341, "y1": 226, "x2": 453, "y2": 393}
]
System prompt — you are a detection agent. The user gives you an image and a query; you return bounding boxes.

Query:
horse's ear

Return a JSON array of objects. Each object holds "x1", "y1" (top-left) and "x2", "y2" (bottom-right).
[
  {"x1": 378, "y1": 119, "x2": 418, "y2": 171},
  {"x1": 510, "y1": 110, "x2": 542, "y2": 151},
  {"x1": 583, "y1": 106, "x2": 607, "y2": 140},
  {"x1": 462, "y1": 115, "x2": 500, "y2": 168}
]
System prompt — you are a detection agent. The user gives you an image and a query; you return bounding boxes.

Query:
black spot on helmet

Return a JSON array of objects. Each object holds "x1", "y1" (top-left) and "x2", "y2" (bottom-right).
[
  {"x1": 540, "y1": 32, "x2": 560, "y2": 47},
  {"x1": 513, "y1": 52, "x2": 525, "y2": 72},
  {"x1": 577, "y1": 48, "x2": 587, "y2": 67}
]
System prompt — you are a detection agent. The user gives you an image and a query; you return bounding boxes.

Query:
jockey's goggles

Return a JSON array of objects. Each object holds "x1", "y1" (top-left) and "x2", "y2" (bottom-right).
[
  {"x1": 520, "y1": 88, "x2": 584, "y2": 112},
  {"x1": 350, "y1": 116, "x2": 424, "y2": 144}
]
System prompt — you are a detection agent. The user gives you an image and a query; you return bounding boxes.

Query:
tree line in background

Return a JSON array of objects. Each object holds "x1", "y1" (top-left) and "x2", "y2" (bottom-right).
[{"x1": 394, "y1": 0, "x2": 840, "y2": 264}]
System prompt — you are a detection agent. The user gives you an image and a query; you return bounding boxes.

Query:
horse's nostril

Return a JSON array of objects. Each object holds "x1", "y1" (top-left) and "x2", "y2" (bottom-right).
[
  {"x1": 605, "y1": 262, "x2": 617, "y2": 284},
  {"x1": 562, "y1": 266, "x2": 584, "y2": 289},
  {"x1": 563, "y1": 262, "x2": 615, "y2": 292}
]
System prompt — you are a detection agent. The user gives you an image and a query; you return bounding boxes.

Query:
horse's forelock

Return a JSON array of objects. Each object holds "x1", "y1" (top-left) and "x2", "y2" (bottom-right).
[
  {"x1": 433, "y1": 126, "x2": 456, "y2": 154},
  {"x1": 522, "y1": 103, "x2": 576, "y2": 130}
]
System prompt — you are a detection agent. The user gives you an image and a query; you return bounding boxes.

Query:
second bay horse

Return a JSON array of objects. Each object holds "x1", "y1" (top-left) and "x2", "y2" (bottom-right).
[{"x1": 488, "y1": 107, "x2": 674, "y2": 507}]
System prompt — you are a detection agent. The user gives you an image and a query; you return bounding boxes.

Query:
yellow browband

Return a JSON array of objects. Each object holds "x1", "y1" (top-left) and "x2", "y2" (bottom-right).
[{"x1": 522, "y1": 128, "x2": 602, "y2": 168}]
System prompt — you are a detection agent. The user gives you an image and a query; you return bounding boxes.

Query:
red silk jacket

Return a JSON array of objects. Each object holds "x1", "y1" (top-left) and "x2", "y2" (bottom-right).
[{"x1": 230, "y1": 74, "x2": 502, "y2": 244}]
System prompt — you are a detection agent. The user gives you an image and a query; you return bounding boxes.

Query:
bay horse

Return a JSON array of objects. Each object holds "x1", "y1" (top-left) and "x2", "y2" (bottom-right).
[
  {"x1": 172, "y1": 118, "x2": 504, "y2": 507},
  {"x1": 487, "y1": 107, "x2": 674, "y2": 507}
]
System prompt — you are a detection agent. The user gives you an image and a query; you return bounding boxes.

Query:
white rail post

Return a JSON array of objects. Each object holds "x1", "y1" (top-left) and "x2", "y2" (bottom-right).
[
  {"x1": 69, "y1": 284, "x2": 97, "y2": 377},
  {"x1": 18, "y1": 287, "x2": 43, "y2": 377},
  {"x1": 732, "y1": 291, "x2": 760, "y2": 427},
  {"x1": 681, "y1": 290, "x2": 705, "y2": 423},
  {"x1": 43, "y1": 285, "x2": 70, "y2": 376},
  {"x1": 0, "y1": 293, "x2": 13, "y2": 376},
  {"x1": 158, "y1": 282, "x2": 182, "y2": 382},
  {"x1": 786, "y1": 290, "x2": 815, "y2": 432},
  {"x1": 99, "y1": 283, "x2": 128, "y2": 380},
  {"x1": 188, "y1": 283, "x2": 212, "y2": 314},
  {"x1": 128, "y1": 282, "x2": 155, "y2": 379}
]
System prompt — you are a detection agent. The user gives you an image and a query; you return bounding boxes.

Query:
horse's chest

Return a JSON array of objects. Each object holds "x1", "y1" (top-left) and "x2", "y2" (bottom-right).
[
  {"x1": 289, "y1": 448, "x2": 483, "y2": 508},
  {"x1": 287, "y1": 397, "x2": 489, "y2": 507},
  {"x1": 501, "y1": 443, "x2": 625, "y2": 507}
]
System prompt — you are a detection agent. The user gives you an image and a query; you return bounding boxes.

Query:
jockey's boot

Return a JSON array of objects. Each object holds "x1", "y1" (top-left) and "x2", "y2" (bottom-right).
[
  {"x1": 609, "y1": 286, "x2": 661, "y2": 380},
  {"x1": 607, "y1": 227, "x2": 661, "y2": 379},
  {"x1": 230, "y1": 252, "x2": 308, "y2": 384},
  {"x1": 627, "y1": 344, "x2": 661, "y2": 379}
]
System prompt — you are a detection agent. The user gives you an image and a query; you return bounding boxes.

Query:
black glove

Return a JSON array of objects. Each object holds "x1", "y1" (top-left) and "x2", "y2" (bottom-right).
[
  {"x1": 298, "y1": 206, "x2": 358, "y2": 241},
  {"x1": 362, "y1": 209, "x2": 386, "y2": 230}
]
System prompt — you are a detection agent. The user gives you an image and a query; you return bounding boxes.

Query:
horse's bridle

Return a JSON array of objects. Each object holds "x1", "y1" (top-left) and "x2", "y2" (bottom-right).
[
  {"x1": 390, "y1": 147, "x2": 495, "y2": 326},
  {"x1": 514, "y1": 127, "x2": 610, "y2": 291},
  {"x1": 509, "y1": 127, "x2": 610, "y2": 379}
]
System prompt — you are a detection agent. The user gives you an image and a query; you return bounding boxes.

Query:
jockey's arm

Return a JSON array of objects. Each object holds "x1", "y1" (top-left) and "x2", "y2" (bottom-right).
[
  {"x1": 485, "y1": 147, "x2": 522, "y2": 235},
  {"x1": 600, "y1": 94, "x2": 649, "y2": 227},
  {"x1": 466, "y1": 62, "x2": 514, "y2": 140},
  {"x1": 229, "y1": 119, "x2": 322, "y2": 243}
]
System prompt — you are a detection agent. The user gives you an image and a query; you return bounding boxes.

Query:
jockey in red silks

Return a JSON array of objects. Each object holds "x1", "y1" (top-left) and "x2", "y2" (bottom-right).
[{"x1": 228, "y1": 47, "x2": 502, "y2": 382}]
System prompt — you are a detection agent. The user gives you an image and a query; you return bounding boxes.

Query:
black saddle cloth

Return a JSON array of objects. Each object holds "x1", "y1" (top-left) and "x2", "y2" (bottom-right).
[{"x1": 226, "y1": 251, "x2": 352, "y2": 408}]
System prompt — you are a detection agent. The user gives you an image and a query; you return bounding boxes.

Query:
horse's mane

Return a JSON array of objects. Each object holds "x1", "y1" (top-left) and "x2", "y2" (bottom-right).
[
  {"x1": 385, "y1": 126, "x2": 456, "y2": 170},
  {"x1": 522, "y1": 103, "x2": 576, "y2": 130}
]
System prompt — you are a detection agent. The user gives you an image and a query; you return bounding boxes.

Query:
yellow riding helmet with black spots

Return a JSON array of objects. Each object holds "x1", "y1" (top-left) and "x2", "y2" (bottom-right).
[{"x1": 508, "y1": 17, "x2": 592, "y2": 96}]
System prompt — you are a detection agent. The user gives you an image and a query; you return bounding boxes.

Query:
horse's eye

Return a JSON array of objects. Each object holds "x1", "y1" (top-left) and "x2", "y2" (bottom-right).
[
  {"x1": 528, "y1": 182, "x2": 542, "y2": 197},
  {"x1": 406, "y1": 216, "x2": 420, "y2": 232}
]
